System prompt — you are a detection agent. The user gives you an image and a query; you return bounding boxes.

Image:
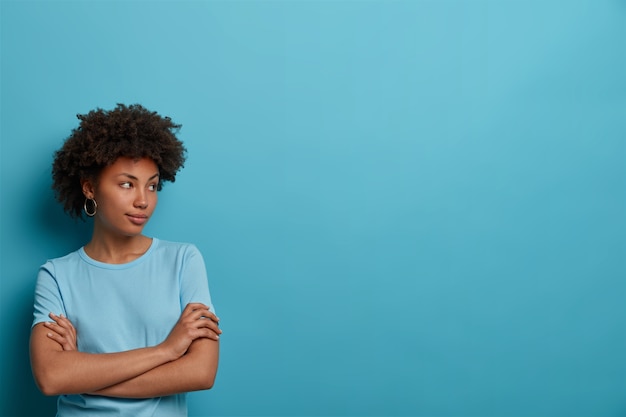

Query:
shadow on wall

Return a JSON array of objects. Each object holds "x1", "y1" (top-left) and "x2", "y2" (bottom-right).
[{"x1": 1, "y1": 175, "x2": 90, "y2": 417}]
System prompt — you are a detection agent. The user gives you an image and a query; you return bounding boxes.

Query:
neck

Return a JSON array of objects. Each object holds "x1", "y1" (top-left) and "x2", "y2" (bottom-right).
[{"x1": 84, "y1": 227, "x2": 153, "y2": 264}]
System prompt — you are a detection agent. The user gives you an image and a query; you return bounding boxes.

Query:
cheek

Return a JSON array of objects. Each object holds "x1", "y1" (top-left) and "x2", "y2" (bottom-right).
[
  {"x1": 149, "y1": 193, "x2": 159, "y2": 209},
  {"x1": 97, "y1": 192, "x2": 133, "y2": 211}
]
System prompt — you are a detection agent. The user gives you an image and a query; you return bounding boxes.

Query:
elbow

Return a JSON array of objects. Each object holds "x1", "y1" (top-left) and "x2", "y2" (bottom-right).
[
  {"x1": 200, "y1": 380, "x2": 214, "y2": 391},
  {"x1": 32, "y1": 362, "x2": 73, "y2": 397},
  {"x1": 187, "y1": 338, "x2": 218, "y2": 391},
  {"x1": 34, "y1": 371, "x2": 64, "y2": 397},
  {"x1": 192, "y1": 361, "x2": 217, "y2": 391},
  {"x1": 199, "y1": 367, "x2": 217, "y2": 390},
  {"x1": 205, "y1": 376, "x2": 216, "y2": 390},
  {"x1": 39, "y1": 384, "x2": 61, "y2": 397}
]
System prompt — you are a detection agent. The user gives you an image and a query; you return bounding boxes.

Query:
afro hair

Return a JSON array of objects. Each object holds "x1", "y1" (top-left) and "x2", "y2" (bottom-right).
[{"x1": 52, "y1": 104, "x2": 187, "y2": 219}]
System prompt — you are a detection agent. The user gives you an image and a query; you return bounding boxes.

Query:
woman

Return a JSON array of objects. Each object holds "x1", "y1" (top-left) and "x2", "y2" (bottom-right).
[{"x1": 30, "y1": 104, "x2": 221, "y2": 417}]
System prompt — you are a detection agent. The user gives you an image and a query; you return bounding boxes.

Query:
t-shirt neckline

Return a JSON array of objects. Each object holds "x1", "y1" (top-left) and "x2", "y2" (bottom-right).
[{"x1": 78, "y1": 238, "x2": 159, "y2": 269}]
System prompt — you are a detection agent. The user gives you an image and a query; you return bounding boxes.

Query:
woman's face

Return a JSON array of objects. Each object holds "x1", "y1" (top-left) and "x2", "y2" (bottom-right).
[{"x1": 85, "y1": 157, "x2": 160, "y2": 238}]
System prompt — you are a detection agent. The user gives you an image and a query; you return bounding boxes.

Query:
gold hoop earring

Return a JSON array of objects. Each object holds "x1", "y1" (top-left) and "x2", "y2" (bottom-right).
[{"x1": 84, "y1": 198, "x2": 97, "y2": 217}]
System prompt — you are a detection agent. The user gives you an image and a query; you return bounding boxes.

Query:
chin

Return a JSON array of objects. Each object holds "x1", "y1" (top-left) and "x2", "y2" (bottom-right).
[{"x1": 118, "y1": 226, "x2": 147, "y2": 237}]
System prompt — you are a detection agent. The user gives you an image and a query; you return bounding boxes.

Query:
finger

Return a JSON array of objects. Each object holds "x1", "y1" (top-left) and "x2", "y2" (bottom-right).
[
  {"x1": 50, "y1": 317, "x2": 72, "y2": 333},
  {"x1": 44, "y1": 321, "x2": 68, "y2": 336},
  {"x1": 201, "y1": 317, "x2": 221, "y2": 333},
  {"x1": 56, "y1": 314, "x2": 76, "y2": 329},
  {"x1": 46, "y1": 331, "x2": 71, "y2": 348},
  {"x1": 192, "y1": 318, "x2": 223, "y2": 334},
  {"x1": 181, "y1": 308, "x2": 211, "y2": 320},
  {"x1": 180, "y1": 308, "x2": 208, "y2": 322},
  {"x1": 176, "y1": 314, "x2": 221, "y2": 336},
  {"x1": 188, "y1": 308, "x2": 216, "y2": 322},
  {"x1": 181, "y1": 309, "x2": 212, "y2": 325},
  {"x1": 57, "y1": 318, "x2": 77, "y2": 340},
  {"x1": 183, "y1": 303, "x2": 209, "y2": 313},
  {"x1": 186, "y1": 306, "x2": 218, "y2": 321},
  {"x1": 193, "y1": 328, "x2": 221, "y2": 341},
  {"x1": 189, "y1": 316, "x2": 221, "y2": 334},
  {"x1": 45, "y1": 323, "x2": 77, "y2": 345},
  {"x1": 201, "y1": 311, "x2": 220, "y2": 323},
  {"x1": 49, "y1": 313, "x2": 72, "y2": 328},
  {"x1": 54, "y1": 315, "x2": 77, "y2": 339}
]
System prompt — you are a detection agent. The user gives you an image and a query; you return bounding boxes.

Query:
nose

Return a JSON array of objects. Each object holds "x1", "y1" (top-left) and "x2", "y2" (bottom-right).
[{"x1": 134, "y1": 190, "x2": 148, "y2": 209}]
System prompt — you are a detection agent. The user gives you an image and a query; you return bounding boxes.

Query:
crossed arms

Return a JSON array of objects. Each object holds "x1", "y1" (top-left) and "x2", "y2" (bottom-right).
[{"x1": 30, "y1": 303, "x2": 221, "y2": 398}]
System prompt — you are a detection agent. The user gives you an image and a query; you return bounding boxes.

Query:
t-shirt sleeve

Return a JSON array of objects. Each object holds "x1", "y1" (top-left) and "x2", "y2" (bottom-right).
[
  {"x1": 32, "y1": 261, "x2": 66, "y2": 328},
  {"x1": 179, "y1": 244, "x2": 215, "y2": 314}
]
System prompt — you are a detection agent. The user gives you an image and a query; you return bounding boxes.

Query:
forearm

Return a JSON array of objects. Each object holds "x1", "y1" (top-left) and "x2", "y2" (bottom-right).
[
  {"x1": 30, "y1": 323, "x2": 175, "y2": 396},
  {"x1": 93, "y1": 338, "x2": 219, "y2": 398}
]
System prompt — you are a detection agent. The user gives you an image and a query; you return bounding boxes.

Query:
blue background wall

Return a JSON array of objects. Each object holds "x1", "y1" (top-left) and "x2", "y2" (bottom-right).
[{"x1": 1, "y1": 1, "x2": 625, "y2": 416}]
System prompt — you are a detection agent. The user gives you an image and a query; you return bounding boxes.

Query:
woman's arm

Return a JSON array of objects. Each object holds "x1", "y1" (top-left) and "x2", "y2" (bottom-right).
[
  {"x1": 92, "y1": 244, "x2": 222, "y2": 397},
  {"x1": 30, "y1": 303, "x2": 219, "y2": 396},
  {"x1": 92, "y1": 337, "x2": 219, "y2": 398}
]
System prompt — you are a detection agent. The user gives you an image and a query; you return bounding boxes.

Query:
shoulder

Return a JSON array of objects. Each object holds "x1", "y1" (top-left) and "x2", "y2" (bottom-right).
[
  {"x1": 36, "y1": 249, "x2": 83, "y2": 287},
  {"x1": 153, "y1": 238, "x2": 199, "y2": 253},
  {"x1": 151, "y1": 238, "x2": 203, "y2": 260},
  {"x1": 149, "y1": 239, "x2": 207, "y2": 278},
  {"x1": 40, "y1": 249, "x2": 82, "y2": 271}
]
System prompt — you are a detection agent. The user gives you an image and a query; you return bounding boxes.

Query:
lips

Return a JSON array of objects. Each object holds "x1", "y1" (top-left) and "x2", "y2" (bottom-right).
[{"x1": 127, "y1": 214, "x2": 149, "y2": 225}]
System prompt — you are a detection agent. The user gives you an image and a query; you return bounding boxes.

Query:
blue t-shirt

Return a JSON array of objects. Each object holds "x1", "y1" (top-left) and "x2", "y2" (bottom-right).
[{"x1": 32, "y1": 238, "x2": 215, "y2": 417}]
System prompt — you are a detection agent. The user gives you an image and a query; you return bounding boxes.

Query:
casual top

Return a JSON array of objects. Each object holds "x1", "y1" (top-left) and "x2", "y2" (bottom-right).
[{"x1": 32, "y1": 238, "x2": 215, "y2": 417}]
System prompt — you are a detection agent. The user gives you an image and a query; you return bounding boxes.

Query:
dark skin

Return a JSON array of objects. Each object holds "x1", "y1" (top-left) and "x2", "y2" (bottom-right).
[{"x1": 30, "y1": 157, "x2": 222, "y2": 398}]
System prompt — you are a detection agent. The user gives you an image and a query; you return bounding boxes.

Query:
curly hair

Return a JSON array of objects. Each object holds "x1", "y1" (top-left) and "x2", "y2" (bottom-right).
[{"x1": 52, "y1": 104, "x2": 187, "y2": 219}]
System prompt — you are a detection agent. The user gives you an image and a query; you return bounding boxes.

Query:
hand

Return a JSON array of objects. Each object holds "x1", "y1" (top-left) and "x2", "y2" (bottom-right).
[
  {"x1": 160, "y1": 303, "x2": 221, "y2": 361},
  {"x1": 44, "y1": 313, "x2": 77, "y2": 351}
]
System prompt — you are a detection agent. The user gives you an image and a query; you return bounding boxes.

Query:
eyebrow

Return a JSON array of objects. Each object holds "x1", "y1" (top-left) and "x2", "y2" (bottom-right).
[{"x1": 118, "y1": 173, "x2": 160, "y2": 181}]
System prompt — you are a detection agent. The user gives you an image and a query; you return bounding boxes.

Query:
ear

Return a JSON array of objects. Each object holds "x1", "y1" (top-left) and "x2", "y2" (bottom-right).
[{"x1": 81, "y1": 179, "x2": 95, "y2": 199}]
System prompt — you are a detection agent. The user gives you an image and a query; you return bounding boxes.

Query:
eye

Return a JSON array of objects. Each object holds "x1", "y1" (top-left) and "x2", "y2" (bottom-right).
[
  {"x1": 148, "y1": 183, "x2": 157, "y2": 192},
  {"x1": 120, "y1": 182, "x2": 132, "y2": 189}
]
